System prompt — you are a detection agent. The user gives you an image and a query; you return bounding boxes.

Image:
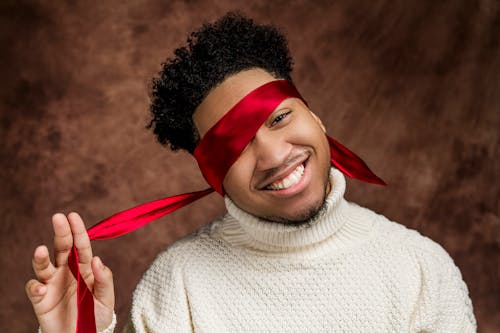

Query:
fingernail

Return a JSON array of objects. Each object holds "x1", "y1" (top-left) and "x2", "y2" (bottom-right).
[
  {"x1": 97, "y1": 257, "x2": 104, "y2": 270},
  {"x1": 37, "y1": 285, "x2": 46, "y2": 294}
]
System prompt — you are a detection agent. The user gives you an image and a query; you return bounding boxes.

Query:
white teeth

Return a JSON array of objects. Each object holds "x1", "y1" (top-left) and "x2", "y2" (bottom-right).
[{"x1": 267, "y1": 164, "x2": 305, "y2": 190}]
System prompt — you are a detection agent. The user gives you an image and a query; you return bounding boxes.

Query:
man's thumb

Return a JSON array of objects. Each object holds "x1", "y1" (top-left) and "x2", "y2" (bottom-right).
[{"x1": 92, "y1": 256, "x2": 115, "y2": 309}]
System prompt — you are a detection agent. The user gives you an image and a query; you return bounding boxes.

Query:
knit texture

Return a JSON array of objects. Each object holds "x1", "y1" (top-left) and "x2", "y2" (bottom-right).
[{"x1": 109, "y1": 168, "x2": 476, "y2": 332}]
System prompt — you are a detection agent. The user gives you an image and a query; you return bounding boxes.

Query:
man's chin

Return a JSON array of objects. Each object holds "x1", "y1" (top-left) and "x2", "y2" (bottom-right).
[{"x1": 259, "y1": 197, "x2": 328, "y2": 227}]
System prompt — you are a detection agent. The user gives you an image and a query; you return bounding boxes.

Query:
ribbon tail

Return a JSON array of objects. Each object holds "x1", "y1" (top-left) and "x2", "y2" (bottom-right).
[
  {"x1": 69, "y1": 188, "x2": 214, "y2": 333},
  {"x1": 87, "y1": 188, "x2": 214, "y2": 240},
  {"x1": 69, "y1": 246, "x2": 97, "y2": 333},
  {"x1": 327, "y1": 135, "x2": 386, "y2": 186}
]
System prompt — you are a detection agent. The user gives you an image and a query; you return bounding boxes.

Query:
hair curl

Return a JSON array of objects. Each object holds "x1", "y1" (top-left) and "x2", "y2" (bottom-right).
[{"x1": 147, "y1": 12, "x2": 294, "y2": 153}]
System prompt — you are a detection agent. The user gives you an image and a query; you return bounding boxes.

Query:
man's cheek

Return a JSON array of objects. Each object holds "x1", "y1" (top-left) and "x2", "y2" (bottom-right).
[{"x1": 224, "y1": 162, "x2": 252, "y2": 195}]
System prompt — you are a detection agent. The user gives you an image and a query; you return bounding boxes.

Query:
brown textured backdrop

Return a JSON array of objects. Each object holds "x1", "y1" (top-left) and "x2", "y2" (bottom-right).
[{"x1": 1, "y1": 1, "x2": 498, "y2": 332}]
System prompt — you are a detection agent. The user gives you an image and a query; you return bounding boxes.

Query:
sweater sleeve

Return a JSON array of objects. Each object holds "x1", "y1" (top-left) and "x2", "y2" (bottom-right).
[
  {"x1": 100, "y1": 312, "x2": 117, "y2": 333},
  {"x1": 409, "y1": 240, "x2": 477, "y2": 332},
  {"x1": 121, "y1": 244, "x2": 194, "y2": 333}
]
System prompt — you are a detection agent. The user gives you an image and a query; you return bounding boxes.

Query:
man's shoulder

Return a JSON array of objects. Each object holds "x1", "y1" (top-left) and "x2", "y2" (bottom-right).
[
  {"x1": 372, "y1": 212, "x2": 455, "y2": 264},
  {"x1": 147, "y1": 216, "x2": 228, "y2": 271}
]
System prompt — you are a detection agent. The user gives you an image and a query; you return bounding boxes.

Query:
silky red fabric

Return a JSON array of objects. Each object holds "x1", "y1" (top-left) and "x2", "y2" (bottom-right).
[
  {"x1": 327, "y1": 136, "x2": 386, "y2": 185},
  {"x1": 69, "y1": 80, "x2": 385, "y2": 332},
  {"x1": 193, "y1": 80, "x2": 306, "y2": 194}
]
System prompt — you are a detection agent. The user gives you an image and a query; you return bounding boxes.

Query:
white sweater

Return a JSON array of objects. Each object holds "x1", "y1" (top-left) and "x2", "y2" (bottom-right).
[{"x1": 104, "y1": 167, "x2": 476, "y2": 332}]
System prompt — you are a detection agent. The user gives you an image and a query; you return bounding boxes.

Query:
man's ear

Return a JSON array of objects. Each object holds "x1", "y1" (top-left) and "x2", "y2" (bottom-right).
[{"x1": 309, "y1": 111, "x2": 326, "y2": 133}]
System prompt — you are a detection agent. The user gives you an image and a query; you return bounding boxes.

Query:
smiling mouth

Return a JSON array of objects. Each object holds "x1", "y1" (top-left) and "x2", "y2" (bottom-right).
[{"x1": 262, "y1": 161, "x2": 306, "y2": 191}]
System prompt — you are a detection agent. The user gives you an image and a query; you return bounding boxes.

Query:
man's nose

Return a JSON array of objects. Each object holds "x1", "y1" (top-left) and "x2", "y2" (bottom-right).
[{"x1": 252, "y1": 128, "x2": 292, "y2": 171}]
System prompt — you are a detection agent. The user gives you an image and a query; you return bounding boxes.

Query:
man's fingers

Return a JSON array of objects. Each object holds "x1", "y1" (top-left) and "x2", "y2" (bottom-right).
[
  {"x1": 25, "y1": 279, "x2": 47, "y2": 305},
  {"x1": 91, "y1": 256, "x2": 115, "y2": 310},
  {"x1": 32, "y1": 245, "x2": 56, "y2": 282},
  {"x1": 52, "y1": 213, "x2": 73, "y2": 267},
  {"x1": 67, "y1": 212, "x2": 94, "y2": 284},
  {"x1": 67, "y1": 212, "x2": 93, "y2": 265}
]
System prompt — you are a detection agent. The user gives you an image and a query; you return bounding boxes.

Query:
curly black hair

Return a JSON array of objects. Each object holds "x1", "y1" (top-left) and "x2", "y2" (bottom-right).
[{"x1": 147, "y1": 12, "x2": 294, "y2": 153}]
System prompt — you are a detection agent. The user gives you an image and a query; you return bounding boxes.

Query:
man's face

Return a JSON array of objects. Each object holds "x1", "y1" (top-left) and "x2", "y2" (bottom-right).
[{"x1": 193, "y1": 68, "x2": 331, "y2": 224}]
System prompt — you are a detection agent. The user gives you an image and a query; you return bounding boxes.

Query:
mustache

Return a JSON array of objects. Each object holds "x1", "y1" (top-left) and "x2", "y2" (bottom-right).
[{"x1": 256, "y1": 151, "x2": 309, "y2": 189}]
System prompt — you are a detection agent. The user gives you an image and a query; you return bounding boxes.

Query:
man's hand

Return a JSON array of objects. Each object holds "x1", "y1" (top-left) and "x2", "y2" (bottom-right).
[{"x1": 25, "y1": 212, "x2": 115, "y2": 332}]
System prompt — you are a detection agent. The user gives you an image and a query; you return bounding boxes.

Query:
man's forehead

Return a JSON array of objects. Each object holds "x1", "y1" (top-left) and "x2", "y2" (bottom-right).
[{"x1": 193, "y1": 68, "x2": 278, "y2": 139}]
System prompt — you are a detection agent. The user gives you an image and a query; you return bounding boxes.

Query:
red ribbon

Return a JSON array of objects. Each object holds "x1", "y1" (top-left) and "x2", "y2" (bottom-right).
[
  {"x1": 69, "y1": 79, "x2": 385, "y2": 332},
  {"x1": 327, "y1": 136, "x2": 386, "y2": 185}
]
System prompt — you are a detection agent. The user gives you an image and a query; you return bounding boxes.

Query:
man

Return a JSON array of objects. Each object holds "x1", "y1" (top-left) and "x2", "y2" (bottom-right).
[{"x1": 26, "y1": 13, "x2": 476, "y2": 332}]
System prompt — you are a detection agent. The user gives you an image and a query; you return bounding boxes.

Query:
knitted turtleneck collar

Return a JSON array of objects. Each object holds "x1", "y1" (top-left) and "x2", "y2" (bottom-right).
[{"x1": 216, "y1": 168, "x2": 380, "y2": 259}]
